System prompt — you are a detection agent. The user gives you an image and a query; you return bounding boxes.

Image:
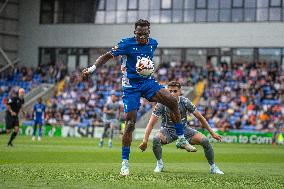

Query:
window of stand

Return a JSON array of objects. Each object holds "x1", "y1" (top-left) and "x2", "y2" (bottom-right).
[
  {"x1": 40, "y1": 0, "x2": 95, "y2": 24},
  {"x1": 39, "y1": 48, "x2": 89, "y2": 72},
  {"x1": 40, "y1": 0, "x2": 284, "y2": 24}
]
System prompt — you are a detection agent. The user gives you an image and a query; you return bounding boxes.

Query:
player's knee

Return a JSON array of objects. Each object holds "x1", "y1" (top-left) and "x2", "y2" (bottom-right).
[
  {"x1": 200, "y1": 137, "x2": 211, "y2": 148},
  {"x1": 125, "y1": 120, "x2": 135, "y2": 133},
  {"x1": 158, "y1": 132, "x2": 168, "y2": 144}
]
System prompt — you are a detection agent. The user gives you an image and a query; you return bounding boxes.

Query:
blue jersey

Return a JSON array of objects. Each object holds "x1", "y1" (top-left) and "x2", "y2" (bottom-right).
[
  {"x1": 110, "y1": 37, "x2": 158, "y2": 79},
  {"x1": 33, "y1": 103, "x2": 45, "y2": 121}
]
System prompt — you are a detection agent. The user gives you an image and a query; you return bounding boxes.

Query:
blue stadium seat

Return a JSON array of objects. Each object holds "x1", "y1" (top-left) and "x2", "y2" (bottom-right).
[
  {"x1": 234, "y1": 112, "x2": 241, "y2": 117},
  {"x1": 0, "y1": 106, "x2": 5, "y2": 111}
]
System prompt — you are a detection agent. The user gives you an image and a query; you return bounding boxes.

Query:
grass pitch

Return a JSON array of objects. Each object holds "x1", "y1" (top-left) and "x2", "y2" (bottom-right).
[{"x1": 0, "y1": 136, "x2": 283, "y2": 189}]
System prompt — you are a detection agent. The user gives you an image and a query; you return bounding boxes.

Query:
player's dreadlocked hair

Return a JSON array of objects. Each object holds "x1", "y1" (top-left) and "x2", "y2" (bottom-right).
[
  {"x1": 167, "y1": 81, "x2": 182, "y2": 89},
  {"x1": 135, "y1": 19, "x2": 150, "y2": 29}
]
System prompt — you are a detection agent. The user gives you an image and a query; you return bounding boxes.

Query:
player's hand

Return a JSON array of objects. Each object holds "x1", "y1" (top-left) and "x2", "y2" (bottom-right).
[
  {"x1": 11, "y1": 111, "x2": 17, "y2": 116},
  {"x1": 211, "y1": 132, "x2": 222, "y2": 142},
  {"x1": 139, "y1": 141, "x2": 148, "y2": 152}
]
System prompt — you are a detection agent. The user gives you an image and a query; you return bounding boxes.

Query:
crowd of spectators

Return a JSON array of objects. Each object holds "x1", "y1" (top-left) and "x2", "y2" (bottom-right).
[
  {"x1": 44, "y1": 64, "x2": 122, "y2": 127},
  {"x1": 1, "y1": 59, "x2": 283, "y2": 132},
  {"x1": 193, "y1": 61, "x2": 284, "y2": 132},
  {"x1": 43, "y1": 59, "x2": 205, "y2": 128},
  {"x1": 0, "y1": 63, "x2": 67, "y2": 111},
  {"x1": 155, "y1": 61, "x2": 205, "y2": 87}
]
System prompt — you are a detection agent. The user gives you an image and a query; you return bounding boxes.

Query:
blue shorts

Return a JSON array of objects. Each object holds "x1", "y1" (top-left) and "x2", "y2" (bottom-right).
[
  {"x1": 122, "y1": 77, "x2": 164, "y2": 113},
  {"x1": 34, "y1": 120, "x2": 44, "y2": 125}
]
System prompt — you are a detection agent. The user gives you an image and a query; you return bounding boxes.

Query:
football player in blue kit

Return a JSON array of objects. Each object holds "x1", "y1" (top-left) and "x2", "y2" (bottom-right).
[
  {"x1": 32, "y1": 97, "x2": 45, "y2": 141},
  {"x1": 82, "y1": 19, "x2": 196, "y2": 176}
]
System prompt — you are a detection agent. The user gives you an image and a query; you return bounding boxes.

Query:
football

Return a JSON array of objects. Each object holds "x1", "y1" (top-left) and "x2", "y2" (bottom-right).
[{"x1": 135, "y1": 57, "x2": 155, "y2": 77}]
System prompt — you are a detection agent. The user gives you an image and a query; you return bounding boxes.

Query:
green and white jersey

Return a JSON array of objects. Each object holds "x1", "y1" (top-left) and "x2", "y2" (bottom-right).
[{"x1": 152, "y1": 96, "x2": 196, "y2": 129}]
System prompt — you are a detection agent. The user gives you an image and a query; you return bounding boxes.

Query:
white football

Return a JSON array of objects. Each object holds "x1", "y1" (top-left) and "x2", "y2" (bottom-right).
[{"x1": 136, "y1": 57, "x2": 155, "y2": 77}]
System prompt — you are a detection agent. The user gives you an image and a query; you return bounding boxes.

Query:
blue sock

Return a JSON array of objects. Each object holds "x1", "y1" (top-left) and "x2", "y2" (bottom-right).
[
  {"x1": 174, "y1": 123, "x2": 184, "y2": 136},
  {"x1": 122, "y1": 146, "x2": 130, "y2": 160},
  {"x1": 39, "y1": 127, "x2": 42, "y2": 137},
  {"x1": 33, "y1": 125, "x2": 37, "y2": 136}
]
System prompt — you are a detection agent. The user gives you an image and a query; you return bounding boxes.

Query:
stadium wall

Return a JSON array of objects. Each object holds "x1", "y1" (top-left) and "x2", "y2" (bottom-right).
[{"x1": 18, "y1": 0, "x2": 284, "y2": 67}]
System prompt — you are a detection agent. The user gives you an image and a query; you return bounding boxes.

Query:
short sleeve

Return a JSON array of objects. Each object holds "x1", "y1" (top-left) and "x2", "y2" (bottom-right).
[
  {"x1": 110, "y1": 39, "x2": 127, "y2": 57},
  {"x1": 184, "y1": 98, "x2": 197, "y2": 113},
  {"x1": 152, "y1": 103, "x2": 164, "y2": 117}
]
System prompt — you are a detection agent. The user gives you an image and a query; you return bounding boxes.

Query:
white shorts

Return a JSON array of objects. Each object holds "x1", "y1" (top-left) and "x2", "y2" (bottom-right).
[{"x1": 159, "y1": 126, "x2": 198, "y2": 144}]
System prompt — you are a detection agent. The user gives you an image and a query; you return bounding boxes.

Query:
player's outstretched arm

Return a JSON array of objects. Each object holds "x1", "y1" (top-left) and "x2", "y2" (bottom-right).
[
  {"x1": 139, "y1": 114, "x2": 158, "y2": 151},
  {"x1": 82, "y1": 52, "x2": 113, "y2": 78},
  {"x1": 193, "y1": 110, "x2": 222, "y2": 141}
]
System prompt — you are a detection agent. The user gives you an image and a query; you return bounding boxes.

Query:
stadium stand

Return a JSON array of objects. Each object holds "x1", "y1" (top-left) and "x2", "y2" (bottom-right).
[
  {"x1": 1, "y1": 59, "x2": 283, "y2": 133},
  {"x1": 0, "y1": 64, "x2": 67, "y2": 111},
  {"x1": 195, "y1": 60, "x2": 283, "y2": 132}
]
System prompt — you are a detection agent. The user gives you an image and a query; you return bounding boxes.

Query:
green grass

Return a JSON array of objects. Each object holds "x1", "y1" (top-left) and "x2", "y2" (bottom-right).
[{"x1": 0, "y1": 136, "x2": 284, "y2": 189}]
